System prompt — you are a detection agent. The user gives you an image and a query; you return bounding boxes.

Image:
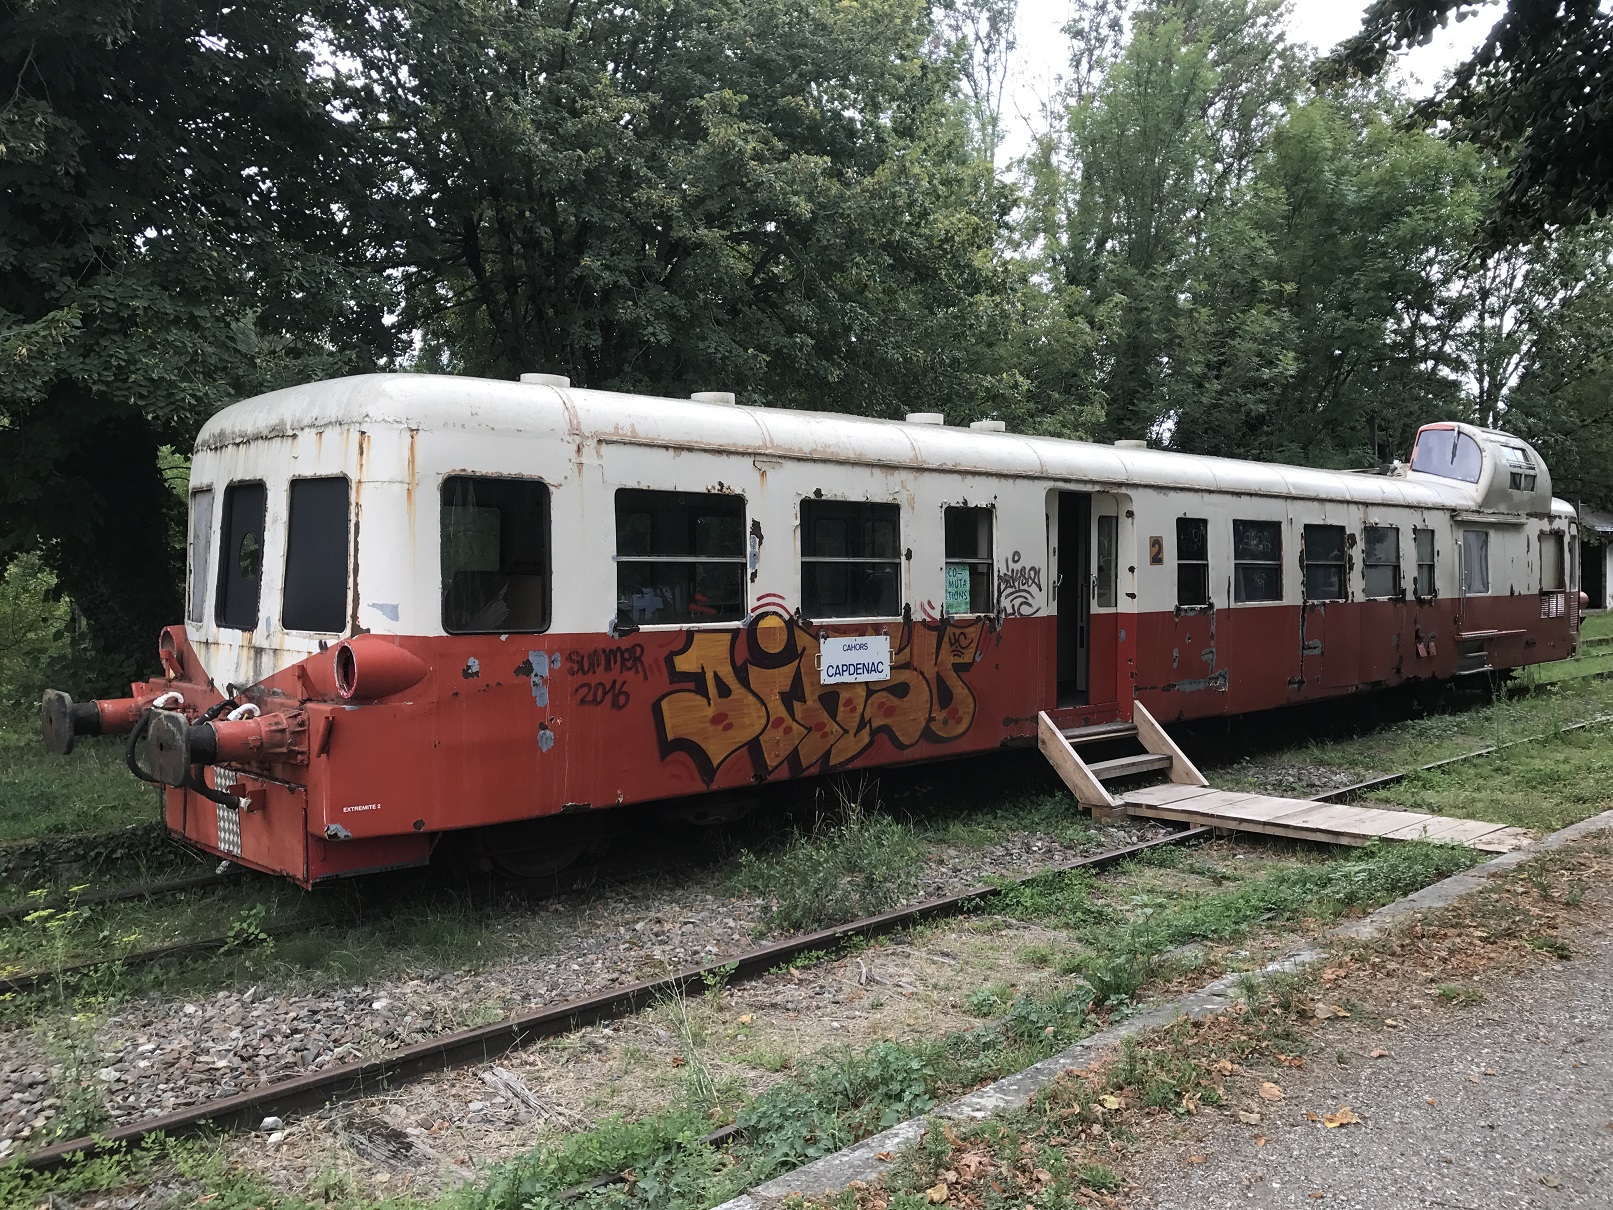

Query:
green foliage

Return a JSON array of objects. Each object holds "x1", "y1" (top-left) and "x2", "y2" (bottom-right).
[
  {"x1": 1325, "y1": 0, "x2": 1613, "y2": 240},
  {"x1": 730, "y1": 795, "x2": 925, "y2": 932},
  {"x1": 0, "y1": 2, "x2": 394, "y2": 684}
]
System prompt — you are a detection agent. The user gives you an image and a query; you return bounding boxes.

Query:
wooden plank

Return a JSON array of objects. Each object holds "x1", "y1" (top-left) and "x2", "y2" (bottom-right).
[
  {"x1": 1192, "y1": 793, "x2": 1333, "y2": 822},
  {"x1": 1131, "y1": 701, "x2": 1209, "y2": 786},
  {"x1": 1382, "y1": 816, "x2": 1503, "y2": 843},
  {"x1": 1260, "y1": 803, "x2": 1404, "y2": 832},
  {"x1": 1121, "y1": 783, "x2": 1223, "y2": 807},
  {"x1": 1089, "y1": 753, "x2": 1173, "y2": 780},
  {"x1": 1133, "y1": 808, "x2": 1373, "y2": 848},
  {"x1": 1470, "y1": 828, "x2": 1533, "y2": 853},
  {"x1": 1291, "y1": 808, "x2": 1442, "y2": 838},
  {"x1": 1384, "y1": 818, "x2": 1510, "y2": 846},
  {"x1": 1037, "y1": 711, "x2": 1118, "y2": 812},
  {"x1": 1061, "y1": 722, "x2": 1139, "y2": 746}
]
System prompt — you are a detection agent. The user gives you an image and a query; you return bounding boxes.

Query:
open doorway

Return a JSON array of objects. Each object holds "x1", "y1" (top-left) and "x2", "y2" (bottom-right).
[{"x1": 1055, "y1": 491, "x2": 1090, "y2": 706}]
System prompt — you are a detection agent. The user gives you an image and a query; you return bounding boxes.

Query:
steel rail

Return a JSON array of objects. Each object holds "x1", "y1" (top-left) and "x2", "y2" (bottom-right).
[
  {"x1": 1307, "y1": 713, "x2": 1613, "y2": 804},
  {"x1": 0, "y1": 870, "x2": 232, "y2": 926},
  {"x1": 20, "y1": 826, "x2": 1209, "y2": 1171}
]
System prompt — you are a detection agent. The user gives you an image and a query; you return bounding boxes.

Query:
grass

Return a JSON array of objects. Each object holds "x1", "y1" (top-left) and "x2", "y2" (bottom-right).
[
  {"x1": 728, "y1": 785, "x2": 925, "y2": 932},
  {"x1": 0, "y1": 722, "x2": 158, "y2": 842}
]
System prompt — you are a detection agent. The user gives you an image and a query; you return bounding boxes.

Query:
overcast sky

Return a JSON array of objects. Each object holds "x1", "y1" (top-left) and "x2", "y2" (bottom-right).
[{"x1": 1000, "y1": 0, "x2": 1497, "y2": 158}]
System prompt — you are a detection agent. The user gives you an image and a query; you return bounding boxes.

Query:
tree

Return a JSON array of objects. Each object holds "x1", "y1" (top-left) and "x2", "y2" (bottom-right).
[
  {"x1": 1, "y1": 0, "x2": 392, "y2": 686},
  {"x1": 1323, "y1": 0, "x2": 1613, "y2": 240},
  {"x1": 335, "y1": 0, "x2": 1014, "y2": 421}
]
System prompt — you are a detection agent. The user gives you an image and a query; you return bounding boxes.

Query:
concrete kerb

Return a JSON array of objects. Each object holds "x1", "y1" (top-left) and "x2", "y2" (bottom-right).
[{"x1": 710, "y1": 809, "x2": 1613, "y2": 1209}]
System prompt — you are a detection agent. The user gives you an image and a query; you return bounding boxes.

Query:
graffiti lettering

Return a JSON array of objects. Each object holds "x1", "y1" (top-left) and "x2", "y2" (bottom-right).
[
  {"x1": 575, "y1": 679, "x2": 632, "y2": 710},
  {"x1": 566, "y1": 644, "x2": 648, "y2": 679},
  {"x1": 998, "y1": 551, "x2": 1043, "y2": 618},
  {"x1": 653, "y1": 615, "x2": 986, "y2": 785},
  {"x1": 653, "y1": 632, "x2": 770, "y2": 783}
]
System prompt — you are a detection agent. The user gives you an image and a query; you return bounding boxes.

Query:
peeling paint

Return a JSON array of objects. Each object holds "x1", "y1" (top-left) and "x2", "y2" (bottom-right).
[
  {"x1": 462, "y1": 657, "x2": 481, "y2": 679},
  {"x1": 537, "y1": 723, "x2": 555, "y2": 752},
  {"x1": 369, "y1": 603, "x2": 400, "y2": 622},
  {"x1": 528, "y1": 652, "x2": 550, "y2": 705}
]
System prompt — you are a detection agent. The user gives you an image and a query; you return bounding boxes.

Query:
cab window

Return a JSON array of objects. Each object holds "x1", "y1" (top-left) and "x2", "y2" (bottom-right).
[
  {"x1": 282, "y1": 477, "x2": 350, "y2": 633},
  {"x1": 216, "y1": 481, "x2": 267, "y2": 631},
  {"x1": 441, "y1": 477, "x2": 550, "y2": 633}
]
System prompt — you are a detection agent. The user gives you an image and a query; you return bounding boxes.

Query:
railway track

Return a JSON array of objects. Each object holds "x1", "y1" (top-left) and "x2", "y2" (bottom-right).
[
  {"x1": 8, "y1": 709, "x2": 1611, "y2": 1002},
  {"x1": 19, "y1": 826, "x2": 1209, "y2": 1171}
]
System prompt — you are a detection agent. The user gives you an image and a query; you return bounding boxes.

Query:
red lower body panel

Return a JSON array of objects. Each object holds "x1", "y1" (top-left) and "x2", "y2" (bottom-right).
[{"x1": 163, "y1": 600, "x2": 1574, "y2": 883}]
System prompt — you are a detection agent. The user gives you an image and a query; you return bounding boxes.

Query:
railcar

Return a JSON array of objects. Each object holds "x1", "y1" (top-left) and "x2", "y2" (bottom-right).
[{"x1": 40, "y1": 373, "x2": 1581, "y2": 885}]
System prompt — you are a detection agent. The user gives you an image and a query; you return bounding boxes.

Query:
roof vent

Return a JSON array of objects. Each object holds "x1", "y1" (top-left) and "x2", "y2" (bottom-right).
[
  {"x1": 970, "y1": 419, "x2": 1007, "y2": 433},
  {"x1": 905, "y1": 412, "x2": 945, "y2": 426},
  {"x1": 691, "y1": 391, "x2": 737, "y2": 405},
  {"x1": 1114, "y1": 438, "x2": 1147, "y2": 450},
  {"x1": 519, "y1": 373, "x2": 571, "y2": 388}
]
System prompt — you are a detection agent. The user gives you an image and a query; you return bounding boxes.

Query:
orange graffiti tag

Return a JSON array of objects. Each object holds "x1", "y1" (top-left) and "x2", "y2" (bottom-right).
[
  {"x1": 654, "y1": 616, "x2": 987, "y2": 785},
  {"x1": 653, "y1": 631, "x2": 769, "y2": 783}
]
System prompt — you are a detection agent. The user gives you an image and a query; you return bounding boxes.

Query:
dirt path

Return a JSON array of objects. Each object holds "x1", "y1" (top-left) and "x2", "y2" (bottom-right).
[{"x1": 1128, "y1": 857, "x2": 1613, "y2": 1209}]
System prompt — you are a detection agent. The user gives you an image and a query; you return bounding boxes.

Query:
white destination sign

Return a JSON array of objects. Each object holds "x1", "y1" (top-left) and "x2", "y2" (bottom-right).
[{"x1": 819, "y1": 635, "x2": 891, "y2": 685}]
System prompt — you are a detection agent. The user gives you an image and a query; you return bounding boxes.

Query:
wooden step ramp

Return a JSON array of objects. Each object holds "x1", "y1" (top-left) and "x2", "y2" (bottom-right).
[
  {"x1": 1038, "y1": 705, "x2": 1530, "y2": 853},
  {"x1": 1038, "y1": 703, "x2": 1207, "y2": 822},
  {"x1": 1119, "y1": 783, "x2": 1532, "y2": 853}
]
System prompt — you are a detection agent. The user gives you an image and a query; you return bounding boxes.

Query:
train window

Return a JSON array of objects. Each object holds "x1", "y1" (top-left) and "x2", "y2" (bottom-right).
[
  {"x1": 187, "y1": 489, "x2": 215, "y2": 625},
  {"x1": 1233, "y1": 520, "x2": 1282, "y2": 603},
  {"x1": 1303, "y1": 526, "x2": 1347, "y2": 601},
  {"x1": 1460, "y1": 530, "x2": 1490, "y2": 595},
  {"x1": 441, "y1": 476, "x2": 550, "y2": 633},
  {"x1": 944, "y1": 506, "x2": 993, "y2": 614},
  {"x1": 802, "y1": 499, "x2": 901, "y2": 618},
  {"x1": 614, "y1": 489, "x2": 745, "y2": 627},
  {"x1": 1177, "y1": 518, "x2": 1210, "y2": 607},
  {"x1": 1414, "y1": 528, "x2": 1436, "y2": 597},
  {"x1": 282, "y1": 477, "x2": 350, "y2": 633},
  {"x1": 1409, "y1": 427, "x2": 1483, "y2": 484},
  {"x1": 1541, "y1": 532, "x2": 1566, "y2": 591},
  {"x1": 1363, "y1": 526, "x2": 1400, "y2": 599},
  {"x1": 216, "y1": 482, "x2": 267, "y2": 631},
  {"x1": 1503, "y1": 445, "x2": 1537, "y2": 492},
  {"x1": 1095, "y1": 514, "x2": 1118, "y2": 608}
]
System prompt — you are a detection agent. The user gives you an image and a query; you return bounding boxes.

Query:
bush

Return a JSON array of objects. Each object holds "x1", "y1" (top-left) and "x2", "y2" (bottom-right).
[{"x1": 730, "y1": 784, "x2": 924, "y2": 932}]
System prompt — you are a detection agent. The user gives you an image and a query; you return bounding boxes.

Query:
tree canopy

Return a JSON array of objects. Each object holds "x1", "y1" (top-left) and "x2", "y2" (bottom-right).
[
  {"x1": 1323, "y1": 0, "x2": 1613, "y2": 241},
  {"x1": 3, "y1": 0, "x2": 1612, "y2": 686}
]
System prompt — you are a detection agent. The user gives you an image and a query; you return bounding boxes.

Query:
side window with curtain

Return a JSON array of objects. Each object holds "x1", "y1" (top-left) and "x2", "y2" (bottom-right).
[
  {"x1": 216, "y1": 482, "x2": 267, "y2": 631},
  {"x1": 188, "y1": 489, "x2": 215, "y2": 625}
]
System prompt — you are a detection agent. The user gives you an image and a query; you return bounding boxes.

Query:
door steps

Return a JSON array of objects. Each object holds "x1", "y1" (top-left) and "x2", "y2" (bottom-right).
[
  {"x1": 1039, "y1": 704, "x2": 1533, "y2": 853},
  {"x1": 1037, "y1": 702, "x2": 1206, "y2": 821}
]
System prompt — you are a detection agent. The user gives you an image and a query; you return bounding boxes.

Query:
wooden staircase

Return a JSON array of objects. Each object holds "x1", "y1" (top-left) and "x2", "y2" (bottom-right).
[
  {"x1": 1039, "y1": 703, "x2": 1534, "y2": 853},
  {"x1": 1037, "y1": 702, "x2": 1207, "y2": 822}
]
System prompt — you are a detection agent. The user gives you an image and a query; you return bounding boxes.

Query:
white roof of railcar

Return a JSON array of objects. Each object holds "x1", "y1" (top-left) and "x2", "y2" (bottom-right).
[{"x1": 197, "y1": 373, "x2": 1516, "y2": 511}]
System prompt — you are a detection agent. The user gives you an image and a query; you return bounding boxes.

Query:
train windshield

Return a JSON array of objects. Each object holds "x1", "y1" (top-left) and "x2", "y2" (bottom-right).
[{"x1": 1410, "y1": 427, "x2": 1483, "y2": 483}]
